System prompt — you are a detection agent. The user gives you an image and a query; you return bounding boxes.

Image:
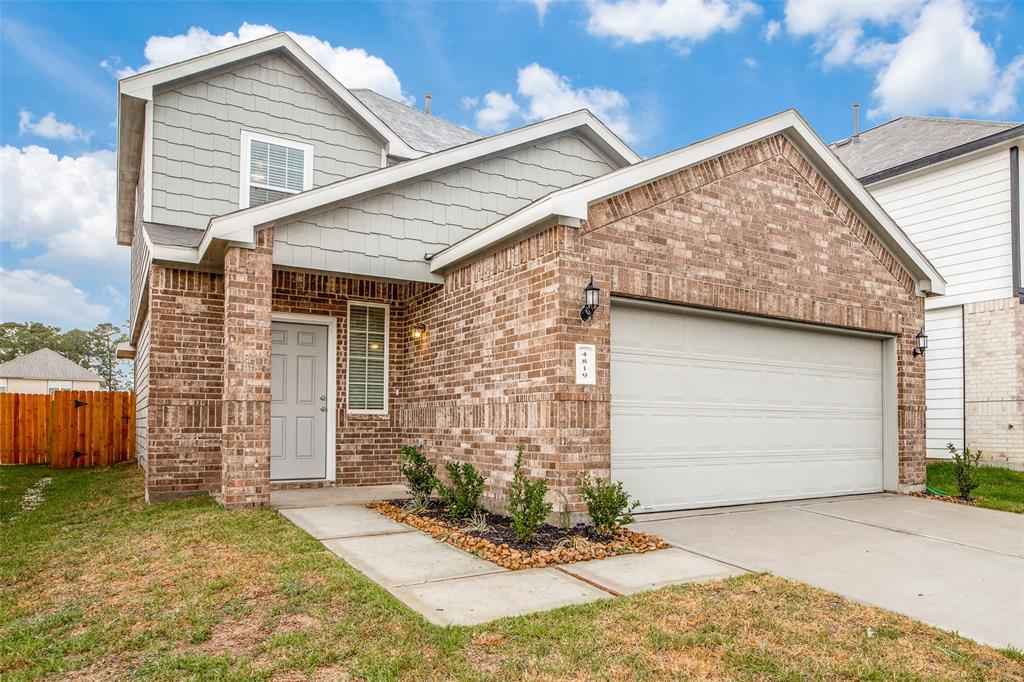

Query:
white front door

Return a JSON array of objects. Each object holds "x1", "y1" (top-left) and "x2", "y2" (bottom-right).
[
  {"x1": 611, "y1": 304, "x2": 886, "y2": 512},
  {"x1": 271, "y1": 321, "x2": 329, "y2": 480}
]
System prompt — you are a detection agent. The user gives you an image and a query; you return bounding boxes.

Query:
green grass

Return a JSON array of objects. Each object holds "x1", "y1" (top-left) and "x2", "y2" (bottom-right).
[
  {"x1": 927, "y1": 461, "x2": 1024, "y2": 514},
  {"x1": 2, "y1": 464, "x2": 1022, "y2": 681}
]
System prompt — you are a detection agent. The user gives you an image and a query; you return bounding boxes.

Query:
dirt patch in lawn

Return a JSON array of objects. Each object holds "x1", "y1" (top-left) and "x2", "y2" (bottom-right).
[{"x1": 369, "y1": 500, "x2": 668, "y2": 570}]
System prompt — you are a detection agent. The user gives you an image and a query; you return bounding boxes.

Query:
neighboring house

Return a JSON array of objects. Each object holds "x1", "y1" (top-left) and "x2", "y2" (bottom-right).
[
  {"x1": 833, "y1": 117, "x2": 1024, "y2": 470},
  {"x1": 0, "y1": 348, "x2": 104, "y2": 394},
  {"x1": 115, "y1": 33, "x2": 944, "y2": 512}
]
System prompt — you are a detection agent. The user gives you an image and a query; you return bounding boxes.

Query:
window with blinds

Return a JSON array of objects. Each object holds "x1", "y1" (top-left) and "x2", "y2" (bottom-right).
[
  {"x1": 241, "y1": 132, "x2": 312, "y2": 208},
  {"x1": 348, "y1": 304, "x2": 388, "y2": 412}
]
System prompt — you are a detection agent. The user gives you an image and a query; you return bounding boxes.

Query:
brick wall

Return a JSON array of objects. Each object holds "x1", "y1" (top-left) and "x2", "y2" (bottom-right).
[
  {"x1": 145, "y1": 265, "x2": 225, "y2": 502},
  {"x1": 403, "y1": 133, "x2": 927, "y2": 511},
  {"x1": 965, "y1": 297, "x2": 1024, "y2": 468}
]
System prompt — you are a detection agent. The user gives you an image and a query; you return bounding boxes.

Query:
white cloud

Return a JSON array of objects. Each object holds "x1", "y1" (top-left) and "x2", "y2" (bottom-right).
[
  {"x1": 18, "y1": 110, "x2": 92, "y2": 143},
  {"x1": 586, "y1": 0, "x2": 759, "y2": 45},
  {"x1": 117, "y1": 22, "x2": 408, "y2": 103},
  {"x1": 0, "y1": 145, "x2": 122, "y2": 272},
  {"x1": 472, "y1": 64, "x2": 636, "y2": 142},
  {"x1": 475, "y1": 92, "x2": 521, "y2": 132},
  {"x1": 784, "y1": 0, "x2": 921, "y2": 67},
  {"x1": 764, "y1": 19, "x2": 782, "y2": 41},
  {"x1": 871, "y1": 0, "x2": 1023, "y2": 117},
  {"x1": 0, "y1": 269, "x2": 111, "y2": 328},
  {"x1": 460, "y1": 95, "x2": 480, "y2": 109},
  {"x1": 531, "y1": 0, "x2": 553, "y2": 22},
  {"x1": 518, "y1": 64, "x2": 635, "y2": 141},
  {"x1": 744, "y1": 57, "x2": 759, "y2": 68}
]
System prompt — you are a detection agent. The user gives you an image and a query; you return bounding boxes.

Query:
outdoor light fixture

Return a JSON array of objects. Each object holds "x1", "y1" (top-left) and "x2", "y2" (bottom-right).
[
  {"x1": 579, "y1": 276, "x2": 601, "y2": 322},
  {"x1": 411, "y1": 323, "x2": 427, "y2": 340},
  {"x1": 912, "y1": 328, "x2": 928, "y2": 357}
]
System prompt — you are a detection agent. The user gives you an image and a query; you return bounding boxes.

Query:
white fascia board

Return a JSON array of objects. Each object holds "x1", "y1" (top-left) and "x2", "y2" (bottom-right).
[
  {"x1": 431, "y1": 109, "x2": 946, "y2": 296},
  {"x1": 190, "y1": 110, "x2": 629, "y2": 260},
  {"x1": 118, "y1": 32, "x2": 420, "y2": 160}
]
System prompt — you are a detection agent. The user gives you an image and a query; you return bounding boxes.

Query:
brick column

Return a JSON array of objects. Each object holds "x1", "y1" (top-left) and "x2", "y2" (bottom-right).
[{"x1": 221, "y1": 228, "x2": 273, "y2": 509}]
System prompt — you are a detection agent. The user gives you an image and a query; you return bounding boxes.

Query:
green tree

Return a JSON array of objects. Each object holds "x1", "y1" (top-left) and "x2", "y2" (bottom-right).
[
  {"x1": 0, "y1": 322, "x2": 61, "y2": 362},
  {"x1": 0, "y1": 320, "x2": 132, "y2": 390}
]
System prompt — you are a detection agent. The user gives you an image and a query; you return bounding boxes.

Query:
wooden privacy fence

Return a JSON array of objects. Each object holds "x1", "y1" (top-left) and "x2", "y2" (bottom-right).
[{"x1": 0, "y1": 391, "x2": 135, "y2": 468}]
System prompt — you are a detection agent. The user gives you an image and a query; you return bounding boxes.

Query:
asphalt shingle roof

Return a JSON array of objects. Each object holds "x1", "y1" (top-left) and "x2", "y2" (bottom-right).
[
  {"x1": 145, "y1": 222, "x2": 205, "y2": 247},
  {"x1": 0, "y1": 348, "x2": 103, "y2": 382},
  {"x1": 352, "y1": 89, "x2": 482, "y2": 154},
  {"x1": 831, "y1": 116, "x2": 1022, "y2": 179}
]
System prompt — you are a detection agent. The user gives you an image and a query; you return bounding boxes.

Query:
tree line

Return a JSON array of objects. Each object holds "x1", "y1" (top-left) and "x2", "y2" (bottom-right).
[{"x1": 0, "y1": 321, "x2": 132, "y2": 390}]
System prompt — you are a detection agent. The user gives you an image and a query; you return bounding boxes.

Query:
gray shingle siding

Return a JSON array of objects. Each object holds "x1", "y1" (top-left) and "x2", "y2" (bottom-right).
[
  {"x1": 150, "y1": 53, "x2": 384, "y2": 229},
  {"x1": 273, "y1": 133, "x2": 615, "y2": 282}
]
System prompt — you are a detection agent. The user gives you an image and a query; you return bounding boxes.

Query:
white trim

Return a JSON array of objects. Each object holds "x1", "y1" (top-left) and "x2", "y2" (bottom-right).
[
  {"x1": 271, "y1": 312, "x2": 337, "y2": 482},
  {"x1": 239, "y1": 130, "x2": 315, "y2": 209},
  {"x1": 345, "y1": 301, "x2": 389, "y2": 415},
  {"x1": 119, "y1": 32, "x2": 421, "y2": 160},
  {"x1": 428, "y1": 110, "x2": 946, "y2": 298},
  {"x1": 142, "y1": 101, "x2": 153, "y2": 222}
]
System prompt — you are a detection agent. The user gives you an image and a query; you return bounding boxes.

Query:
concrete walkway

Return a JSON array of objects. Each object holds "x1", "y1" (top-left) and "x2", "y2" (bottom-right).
[
  {"x1": 632, "y1": 493, "x2": 1024, "y2": 650},
  {"x1": 273, "y1": 487, "x2": 743, "y2": 626}
]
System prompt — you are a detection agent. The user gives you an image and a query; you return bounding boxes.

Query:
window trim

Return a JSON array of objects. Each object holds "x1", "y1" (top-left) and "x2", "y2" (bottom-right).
[
  {"x1": 0, "y1": 378, "x2": 6, "y2": 393},
  {"x1": 239, "y1": 130, "x2": 314, "y2": 209},
  {"x1": 346, "y1": 301, "x2": 389, "y2": 415},
  {"x1": 47, "y1": 380, "x2": 72, "y2": 394}
]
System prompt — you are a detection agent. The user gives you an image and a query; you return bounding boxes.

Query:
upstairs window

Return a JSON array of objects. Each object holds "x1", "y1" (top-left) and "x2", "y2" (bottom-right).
[
  {"x1": 347, "y1": 303, "x2": 388, "y2": 413},
  {"x1": 239, "y1": 131, "x2": 313, "y2": 208}
]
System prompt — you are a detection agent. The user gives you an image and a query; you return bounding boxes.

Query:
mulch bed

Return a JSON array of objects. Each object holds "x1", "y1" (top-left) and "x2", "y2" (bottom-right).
[
  {"x1": 909, "y1": 491, "x2": 978, "y2": 507},
  {"x1": 368, "y1": 499, "x2": 669, "y2": 570}
]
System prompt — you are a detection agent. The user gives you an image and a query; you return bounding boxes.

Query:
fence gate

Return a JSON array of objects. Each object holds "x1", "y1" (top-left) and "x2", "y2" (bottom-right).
[{"x1": 0, "y1": 391, "x2": 136, "y2": 468}]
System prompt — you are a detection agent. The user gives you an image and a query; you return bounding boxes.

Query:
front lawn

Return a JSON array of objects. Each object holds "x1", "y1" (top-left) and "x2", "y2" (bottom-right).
[
  {"x1": 927, "y1": 461, "x2": 1024, "y2": 514},
  {"x1": 2, "y1": 464, "x2": 1021, "y2": 681}
]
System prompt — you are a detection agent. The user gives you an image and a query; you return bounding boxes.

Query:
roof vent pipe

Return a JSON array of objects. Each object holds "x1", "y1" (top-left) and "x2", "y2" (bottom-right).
[
  {"x1": 425, "y1": 92, "x2": 432, "y2": 114},
  {"x1": 853, "y1": 101, "x2": 860, "y2": 142}
]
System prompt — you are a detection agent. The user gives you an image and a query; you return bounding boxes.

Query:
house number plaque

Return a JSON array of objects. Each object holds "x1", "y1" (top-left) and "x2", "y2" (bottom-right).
[{"x1": 575, "y1": 343, "x2": 596, "y2": 385}]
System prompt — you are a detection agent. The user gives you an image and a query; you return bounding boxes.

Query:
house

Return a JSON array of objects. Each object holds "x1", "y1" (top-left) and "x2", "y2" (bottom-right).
[
  {"x1": 833, "y1": 117, "x2": 1024, "y2": 470},
  {"x1": 115, "y1": 33, "x2": 944, "y2": 511},
  {"x1": 0, "y1": 348, "x2": 104, "y2": 394}
]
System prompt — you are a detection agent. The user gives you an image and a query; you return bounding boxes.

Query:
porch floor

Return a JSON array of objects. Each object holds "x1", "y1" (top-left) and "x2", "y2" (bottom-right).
[{"x1": 270, "y1": 484, "x2": 407, "y2": 509}]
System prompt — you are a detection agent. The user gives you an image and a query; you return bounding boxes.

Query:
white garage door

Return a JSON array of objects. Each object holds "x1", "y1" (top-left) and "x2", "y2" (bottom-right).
[{"x1": 611, "y1": 304, "x2": 885, "y2": 512}]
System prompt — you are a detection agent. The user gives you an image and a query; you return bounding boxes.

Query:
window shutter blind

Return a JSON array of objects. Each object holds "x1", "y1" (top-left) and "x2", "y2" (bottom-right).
[
  {"x1": 248, "y1": 138, "x2": 306, "y2": 207},
  {"x1": 348, "y1": 305, "x2": 387, "y2": 411}
]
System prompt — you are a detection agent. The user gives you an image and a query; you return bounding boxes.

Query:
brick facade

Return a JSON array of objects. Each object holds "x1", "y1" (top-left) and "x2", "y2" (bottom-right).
[
  {"x1": 137, "y1": 133, "x2": 927, "y2": 509},
  {"x1": 965, "y1": 297, "x2": 1024, "y2": 468}
]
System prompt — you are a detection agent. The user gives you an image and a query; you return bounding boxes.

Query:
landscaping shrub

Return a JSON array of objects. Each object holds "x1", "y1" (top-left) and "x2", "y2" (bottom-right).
[
  {"x1": 578, "y1": 472, "x2": 640, "y2": 536},
  {"x1": 506, "y1": 443, "x2": 553, "y2": 543},
  {"x1": 947, "y1": 442, "x2": 982, "y2": 501},
  {"x1": 437, "y1": 460, "x2": 485, "y2": 518},
  {"x1": 398, "y1": 445, "x2": 436, "y2": 506}
]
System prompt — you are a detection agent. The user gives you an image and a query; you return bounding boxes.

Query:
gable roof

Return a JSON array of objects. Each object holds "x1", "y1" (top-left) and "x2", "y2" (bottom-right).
[
  {"x1": 146, "y1": 108, "x2": 640, "y2": 265},
  {"x1": 831, "y1": 116, "x2": 1023, "y2": 182},
  {"x1": 352, "y1": 89, "x2": 482, "y2": 154},
  {"x1": 0, "y1": 348, "x2": 103, "y2": 382},
  {"x1": 430, "y1": 109, "x2": 945, "y2": 297},
  {"x1": 116, "y1": 32, "x2": 428, "y2": 246}
]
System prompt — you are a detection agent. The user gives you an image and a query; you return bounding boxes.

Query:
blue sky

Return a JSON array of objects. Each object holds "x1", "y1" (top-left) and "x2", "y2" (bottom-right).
[{"x1": 2, "y1": 0, "x2": 1023, "y2": 329}]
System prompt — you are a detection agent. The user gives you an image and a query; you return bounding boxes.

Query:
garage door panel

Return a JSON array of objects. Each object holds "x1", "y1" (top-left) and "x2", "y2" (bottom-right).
[{"x1": 611, "y1": 305, "x2": 886, "y2": 512}]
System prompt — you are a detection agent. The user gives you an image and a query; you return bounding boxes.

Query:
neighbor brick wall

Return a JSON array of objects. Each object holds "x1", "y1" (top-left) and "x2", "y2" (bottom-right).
[
  {"x1": 965, "y1": 297, "x2": 1024, "y2": 467},
  {"x1": 405, "y1": 132, "x2": 927, "y2": 513},
  {"x1": 145, "y1": 265, "x2": 225, "y2": 502}
]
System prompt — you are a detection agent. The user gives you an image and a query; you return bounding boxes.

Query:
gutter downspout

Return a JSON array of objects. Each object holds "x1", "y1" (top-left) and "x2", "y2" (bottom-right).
[{"x1": 1010, "y1": 147, "x2": 1023, "y2": 303}]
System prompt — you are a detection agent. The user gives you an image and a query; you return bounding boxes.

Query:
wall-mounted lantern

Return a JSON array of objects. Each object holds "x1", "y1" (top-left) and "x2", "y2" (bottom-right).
[
  {"x1": 411, "y1": 323, "x2": 427, "y2": 340},
  {"x1": 912, "y1": 329, "x2": 928, "y2": 357},
  {"x1": 579, "y1": 276, "x2": 601, "y2": 322}
]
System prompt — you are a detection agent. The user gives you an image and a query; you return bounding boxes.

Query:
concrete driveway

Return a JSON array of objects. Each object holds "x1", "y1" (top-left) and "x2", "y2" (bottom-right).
[{"x1": 632, "y1": 494, "x2": 1024, "y2": 650}]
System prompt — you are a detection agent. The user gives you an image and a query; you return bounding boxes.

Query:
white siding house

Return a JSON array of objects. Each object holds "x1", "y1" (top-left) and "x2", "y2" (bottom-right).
[{"x1": 834, "y1": 117, "x2": 1024, "y2": 467}]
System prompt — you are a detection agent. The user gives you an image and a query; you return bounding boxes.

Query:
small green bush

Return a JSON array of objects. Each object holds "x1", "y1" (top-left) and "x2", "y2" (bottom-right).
[
  {"x1": 506, "y1": 443, "x2": 553, "y2": 543},
  {"x1": 578, "y1": 472, "x2": 639, "y2": 536},
  {"x1": 437, "y1": 460, "x2": 485, "y2": 518},
  {"x1": 398, "y1": 446, "x2": 436, "y2": 505},
  {"x1": 947, "y1": 442, "x2": 982, "y2": 501}
]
